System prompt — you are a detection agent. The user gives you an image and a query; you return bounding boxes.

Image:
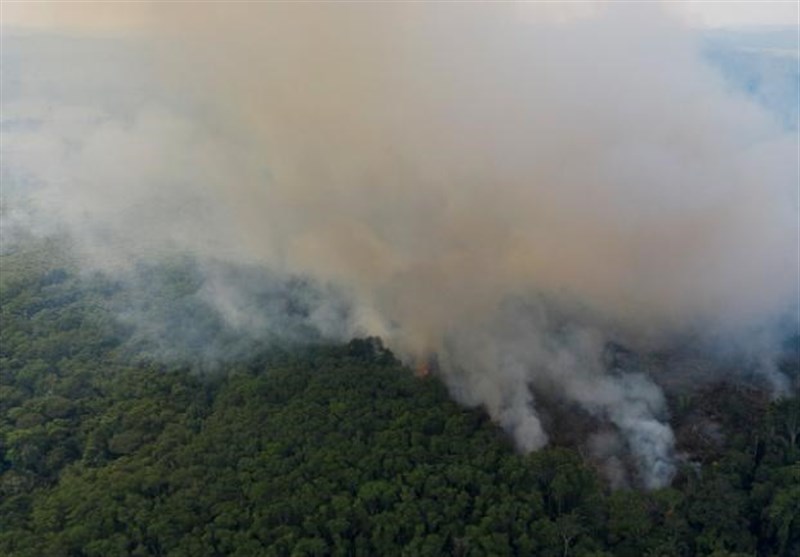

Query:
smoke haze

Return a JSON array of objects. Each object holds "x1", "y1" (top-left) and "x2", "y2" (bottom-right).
[{"x1": 2, "y1": 2, "x2": 798, "y2": 488}]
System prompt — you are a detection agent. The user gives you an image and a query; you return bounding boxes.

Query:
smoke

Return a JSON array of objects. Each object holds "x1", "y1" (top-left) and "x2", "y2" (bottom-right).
[
  {"x1": 437, "y1": 299, "x2": 677, "y2": 487},
  {"x1": 3, "y1": 3, "x2": 798, "y2": 488}
]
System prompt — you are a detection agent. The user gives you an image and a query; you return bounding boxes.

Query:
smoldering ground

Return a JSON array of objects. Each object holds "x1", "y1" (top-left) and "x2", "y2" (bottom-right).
[{"x1": 2, "y1": 2, "x2": 798, "y2": 488}]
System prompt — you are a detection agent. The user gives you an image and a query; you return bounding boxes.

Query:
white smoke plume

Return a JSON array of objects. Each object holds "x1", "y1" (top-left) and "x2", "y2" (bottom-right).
[{"x1": 2, "y1": 3, "x2": 798, "y2": 487}]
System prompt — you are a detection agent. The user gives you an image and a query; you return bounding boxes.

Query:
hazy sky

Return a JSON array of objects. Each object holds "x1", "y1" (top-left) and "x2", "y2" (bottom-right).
[
  {"x1": 668, "y1": 1, "x2": 798, "y2": 28},
  {"x1": 2, "y1": 1, "x2": 798, "y2": 34}
]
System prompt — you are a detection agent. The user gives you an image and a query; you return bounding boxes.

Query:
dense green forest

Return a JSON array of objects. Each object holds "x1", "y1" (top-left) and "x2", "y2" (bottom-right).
[{"x1": 0, "y1": 242, "x2": 798, "y2": 557}]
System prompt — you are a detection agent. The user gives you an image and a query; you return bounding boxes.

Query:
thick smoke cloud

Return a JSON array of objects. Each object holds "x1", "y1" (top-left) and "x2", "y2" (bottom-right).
[
  {"x1": 148, "y1": 3, "x2": 797, "y2": 338},
  {"x1": 3, "y1": 3, "x2": 798, "y2": 487}
]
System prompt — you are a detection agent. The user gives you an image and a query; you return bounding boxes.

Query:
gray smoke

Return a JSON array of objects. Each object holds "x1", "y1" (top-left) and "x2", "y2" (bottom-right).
[{"x1": 2, "y1": 3, "x2": 798, "y2": 488}]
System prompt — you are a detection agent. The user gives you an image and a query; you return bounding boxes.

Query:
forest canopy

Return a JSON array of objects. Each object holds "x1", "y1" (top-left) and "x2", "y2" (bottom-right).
[{"x1": 0, "y1": 242, "x2": 798, "y2": 557}]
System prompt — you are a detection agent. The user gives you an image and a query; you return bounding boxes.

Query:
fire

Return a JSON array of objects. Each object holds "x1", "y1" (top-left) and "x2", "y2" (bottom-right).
[
  {"x1": 416, "y1": 361, "x2": 431, "y2": 378},
  {"x1": 415, "y1": 354, "x2": 439, "y2": 378}
]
